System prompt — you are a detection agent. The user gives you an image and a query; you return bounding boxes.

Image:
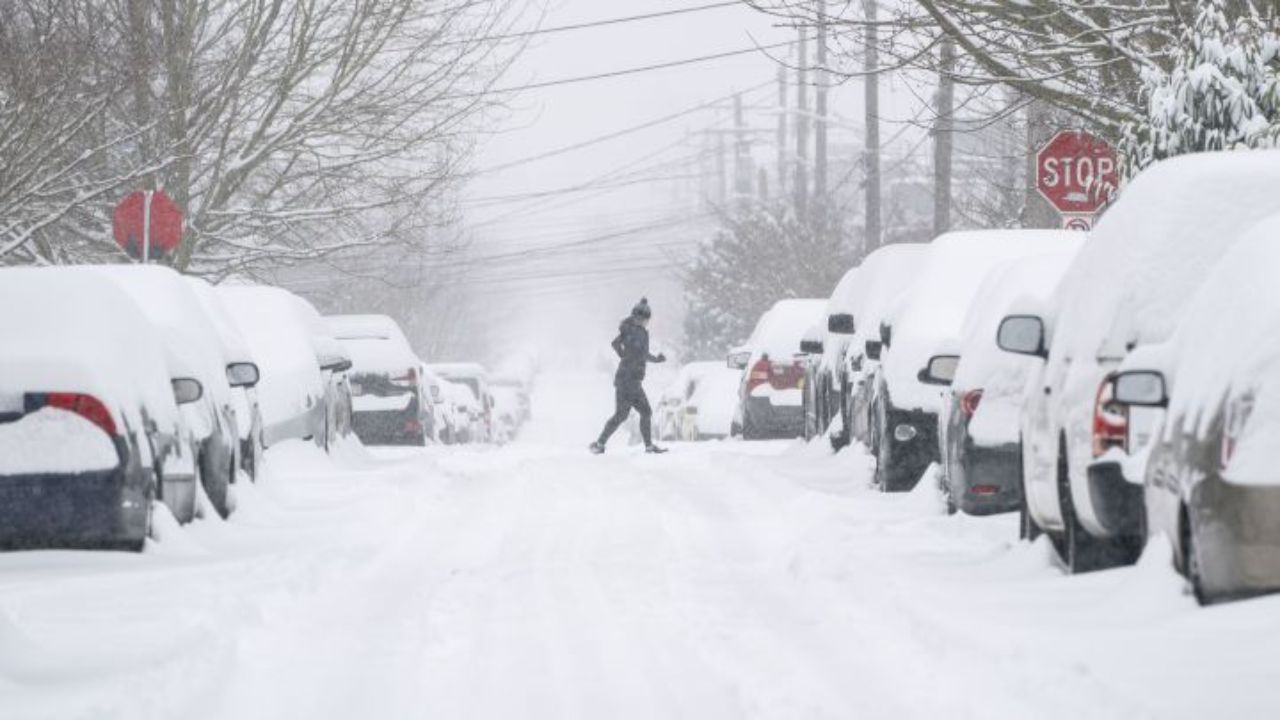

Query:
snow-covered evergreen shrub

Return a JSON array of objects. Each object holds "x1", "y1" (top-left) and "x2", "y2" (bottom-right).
[{"x1": 1122, "y1": 0, "x2": 1280, "y2": 175}]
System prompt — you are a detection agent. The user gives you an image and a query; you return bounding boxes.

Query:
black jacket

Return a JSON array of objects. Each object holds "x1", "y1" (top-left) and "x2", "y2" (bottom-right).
[{"x1": 612, "y1": 317, "x2": 660, "y2": 387}]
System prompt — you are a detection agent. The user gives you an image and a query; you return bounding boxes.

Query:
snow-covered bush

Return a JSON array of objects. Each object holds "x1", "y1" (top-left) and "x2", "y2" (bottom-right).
[{"x1": 1123, "y1": 0, "x2": 1280, "y2": 173}]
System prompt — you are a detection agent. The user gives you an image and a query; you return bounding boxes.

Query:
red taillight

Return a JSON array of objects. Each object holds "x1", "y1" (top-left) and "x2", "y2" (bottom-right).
[
  {"x1": 404, "y1": 417, "x2": 421, "y2": 434},
  {"x1": 42, "y1": 393, "x2": 117, "y2": 436},
  {"x1": 961, "y1": 389, "x2": 983, "y2": 418},
  {"x1": 1220, "y1": 396, "x2": 1254, "y2": 472},
  {"x1": 746, "y1": 358, "x2": 771, "y2": 392},
  {"x1": 392, "y1": 367, "x2": 419, "y2": 388},
  {"x1": 1092, "y1": 377, "x2": 1128, "y2": 458},
  {"x1": 972, "y1": 484, "x2": 999, "y2": 495}
]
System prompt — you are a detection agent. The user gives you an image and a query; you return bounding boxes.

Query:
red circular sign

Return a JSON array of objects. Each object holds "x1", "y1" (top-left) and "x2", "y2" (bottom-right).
[
  {"x1": 113, "y1": 190, "x2": 184, "y2": 260},
  {"x1": 1036, "y1": 130, "x2": 1118, "y2": 214}
]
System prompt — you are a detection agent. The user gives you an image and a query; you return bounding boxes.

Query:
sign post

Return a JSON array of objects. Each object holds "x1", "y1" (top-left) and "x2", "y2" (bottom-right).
[
  {"x1": 1035, "y1": 130, "x2": 1118, "y2": 230},
  {"x1": 113, "y1": 189, "x2": 183, "y2": 262}
]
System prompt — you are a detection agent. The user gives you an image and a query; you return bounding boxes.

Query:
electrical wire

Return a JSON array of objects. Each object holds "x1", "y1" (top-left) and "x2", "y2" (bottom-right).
[{"x1": 439, "y1": 1, "x2": 741, "y2": 45}]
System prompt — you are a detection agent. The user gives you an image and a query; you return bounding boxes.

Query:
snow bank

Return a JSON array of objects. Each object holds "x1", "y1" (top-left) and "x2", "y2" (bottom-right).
[
  {"x1": 883, "y1": 231, "x2": 1082, "y2": 413},
  {"x1": 0, "y1": 408, "x2": 119, "y2": 474}
]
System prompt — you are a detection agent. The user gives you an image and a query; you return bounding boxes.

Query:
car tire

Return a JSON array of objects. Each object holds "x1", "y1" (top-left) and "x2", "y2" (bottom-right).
[{"x1": 1180, "y1": 507, "x2": 1210, "y2": 605}]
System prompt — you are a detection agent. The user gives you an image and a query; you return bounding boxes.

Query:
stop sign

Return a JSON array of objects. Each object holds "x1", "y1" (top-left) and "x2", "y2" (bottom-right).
[
  {"x1": 113, "y1": 190, "x2": 183, "y2": 260},
  {"x1": 1036, "y1": 130, "x2": 1118, "y2": 214}
]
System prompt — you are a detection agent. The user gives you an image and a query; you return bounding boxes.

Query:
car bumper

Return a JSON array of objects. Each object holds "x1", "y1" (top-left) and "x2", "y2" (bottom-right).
[
  {"x1": 0, "y1": 466, "x2": 150, "y2": 550},
  {"x1": 1192, "y1": 477, "x2": 1280, "y2": 600},
  {"x1": 352, "y1": 409, "x2": 424, "y2": 446},
  {"x1": 742, "y1": 397, "x2": 804, "y2": 438},
  {"x1": 1085, "y1": 460, "x2": 1145, "y2": 539},
  {"x1": 954, "y1": 441, "x2": 1021, "y2": 515}
]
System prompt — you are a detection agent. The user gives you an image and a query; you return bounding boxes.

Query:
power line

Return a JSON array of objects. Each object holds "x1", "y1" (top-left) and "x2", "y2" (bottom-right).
[
  {"x1": 444, "y1": 41, "x2": 796, "y2": 100},
  {"x1": 470, "y1": 79, "x2": 773, "y2": 177},
  {"x1": 441, "y1": 1, "x2": 741, "y2": 45}
]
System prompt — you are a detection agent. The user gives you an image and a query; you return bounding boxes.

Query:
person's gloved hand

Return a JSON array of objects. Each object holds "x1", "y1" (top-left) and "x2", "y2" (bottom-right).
[{"x1": 655, "y1": 353, "x2": 667, "y2": 363}]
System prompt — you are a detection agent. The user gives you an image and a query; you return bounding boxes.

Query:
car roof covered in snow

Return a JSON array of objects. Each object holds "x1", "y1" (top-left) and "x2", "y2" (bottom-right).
[
  {"x1": 84, "y1": 264, "x2": 235, "y2": 407},
  {"x1": 183, "y1": 276, "x2": 255, "y2": 366},
  {"x1": 325, "y1": 314, "x2": 415, "y2": 376},
  {"x1": 745, "y1": 299, "x2": 827, "y2": 361},
  {"x1": 0, "y1": 267, "x2": 180, "y2": 434},
  {"x1": 429, "y1": 362, "x2": 489, "y2": 381},
  {"x1": 825, "y1": 243, "x2": 932, "y2": 371},
  {"x1": 1049, "y1": 150, "x2": 1280, "y2": 403},
  {"x1": 953, "y1": 244, "x2": 1084, "y2": 394},
  {"x1": 883, "y1": 230, "x2": 1084, "y2": 412},
  {"x1": 217, "y1": 284, "x2": 325, "y2": 426}
]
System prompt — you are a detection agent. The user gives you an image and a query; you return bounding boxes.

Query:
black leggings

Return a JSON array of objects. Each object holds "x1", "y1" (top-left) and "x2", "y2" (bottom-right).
[{"x1": 597, "y1": 384, "x2": 652, "y2": 446}]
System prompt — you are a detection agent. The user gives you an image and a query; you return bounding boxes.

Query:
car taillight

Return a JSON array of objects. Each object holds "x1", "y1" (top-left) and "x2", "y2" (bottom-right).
[
  {"x1": 746, "y1": 358, "x2": 771, "y2": 393},
  {"x1": 1092, "y1": 377, "x2": 1128, "y2": 458},
  {"x1": 961, "y1": 389, "x2": 983, "y2": 418},
  {"x1": 29, "y1": 392, "x2": 117, "y2": 436},
  {"x1": 392, "y1": 367, "x2": 419, "y2": 388},
  {"x1": 404, "y1": 417, "x2": 421, "y2": 434}
]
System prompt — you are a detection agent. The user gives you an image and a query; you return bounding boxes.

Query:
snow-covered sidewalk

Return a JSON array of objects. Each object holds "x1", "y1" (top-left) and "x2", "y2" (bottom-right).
[{"x1": 1, "y1": 373, "x2": 1277, "y2": 719}]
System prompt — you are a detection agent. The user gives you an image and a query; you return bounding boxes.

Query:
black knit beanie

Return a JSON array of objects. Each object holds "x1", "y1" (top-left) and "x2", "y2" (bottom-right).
[{"x1": 631, "y1": 297, "x2": 652, "y2": 320}]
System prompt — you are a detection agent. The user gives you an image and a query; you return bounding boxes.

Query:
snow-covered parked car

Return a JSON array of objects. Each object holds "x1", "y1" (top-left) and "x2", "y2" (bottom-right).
[
  {"x1": 997, "y1": 150, "x2": 1280, "y2": 573},
  {"x1": 1110, "y1": 215, "x2": 1280, "y2": 603},
  {"x1": 217, "y1": 285, "x2": 346, "y2": 452},
  {"x1": 655, "y1": 362, "x2": 717, "y2": 441},
  {"x1": 490, "y1": 383, "x2": 524, "y2": 444},
  {"x1": 938, "y1": 242, "x2": 1083, "y2": 515},
  {"x1": 440, "y1": 379, "x2": 483, "y2": 444},
  {"x1": 681, "y1": 364, "x2": 743, "y2": 441},
  {"x1": 89, "y1": 265, "x2": 253, "y2": 519},
  {"x1": 873, "y1": 231, "x2": 1078, "y2": 492},
  {"x1": 492, "y1": 375, "x2": 532, "y2": 424},
  {"x1": 803, "y1": 265, "x2": 860, "y2": 441},
  {"x1": 0, "y1": 268, "x2": 202, "y2": 550},
  {"x1": 729, "y1": 299, "x2": 826, "y2": 439},
  {"x1": 833, "y1": 244, "x2": 931, "y2": 448},
  {"x1": 327, "y1": 315, "x2": 427, "y2": 447},
  {"x1": 429, "y1": 363, "x2": 494, "y2": 443}
]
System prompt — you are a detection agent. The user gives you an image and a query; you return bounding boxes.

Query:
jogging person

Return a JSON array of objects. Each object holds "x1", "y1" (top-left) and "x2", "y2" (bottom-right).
[{"x1": 590, "y1": 298, "x2": 667, "y2": 454}]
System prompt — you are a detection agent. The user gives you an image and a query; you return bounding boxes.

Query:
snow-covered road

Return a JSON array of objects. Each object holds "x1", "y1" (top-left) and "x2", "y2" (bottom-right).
[{"x1": 2, "y1": 372, "x2": 1278, "y2": 720}]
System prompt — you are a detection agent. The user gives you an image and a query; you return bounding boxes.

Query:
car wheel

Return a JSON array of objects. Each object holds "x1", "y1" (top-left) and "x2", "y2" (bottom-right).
[
  {"x1": 1181, "y1": 507, "x2": 1210, "y2": 605},
  {"x1": 1018, "y1": 481, "x2": 1041, "y2": 542}
]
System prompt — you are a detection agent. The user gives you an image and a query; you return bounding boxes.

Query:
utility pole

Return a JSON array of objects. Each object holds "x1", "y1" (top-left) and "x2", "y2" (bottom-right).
[
  {"x1": 734, "y1": 92, "x2": 751, "y2": 206},
  {"x1": 1022, "y1": 97, "x2": 1060, "y2": 228},
  {"x1": 815, "y1": 4, "x2": 829, "y2": 217},
  {"x1": 862, "y1": 0, "x2": 882, "y2": 252},
  {"x1": 777, "y1": 67, "x2": 788, "y2": 198},
  {"x1": 717, "y1": 133, "x2": 728, "y2": 206},
  {"x1": 795, "y1": 27, "x2": 810, "y2": 221},
  {"x1": 933, "y1": 38, "x2": 955, "y2": 237}
]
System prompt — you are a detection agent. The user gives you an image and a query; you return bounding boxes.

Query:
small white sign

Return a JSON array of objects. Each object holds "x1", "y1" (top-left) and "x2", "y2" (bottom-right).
[{"x1": 1062, "y1": 214, "x2": 1094, "y2": 231}]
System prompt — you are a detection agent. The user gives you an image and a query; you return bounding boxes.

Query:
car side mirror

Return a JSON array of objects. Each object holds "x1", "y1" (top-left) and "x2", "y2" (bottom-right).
[
  {"x1": 879, "y1": 322, "x2": 892, "y2": 348},
  {"x1": 827, "y1": 313, "x2": 855, "y2": 335},
  {"x1": 800, "y1": 339, "x2": 824, "y2": 355},
  {"x1": 171, "y1": 378, "x2": 204, "y2": 405},
  {"x1": 321, "y1": 357, "x2": 353, "y2": 373},
  {"x1": 1112, "y1": 370, "x2": 1168, "y2": 407},
  {"x1": 865, "y1": 340, "x2": 882, "y2": 361},
  {"x1": 917, "y1": 355, "x2": 959, "y2": 386},
  {"x1": 727, "y1": 350, "x2": 750, "y2": 370},
  {"x1": 226, "y1": 362, "x2": 260, "y2": 388},
  {"x1": 997, "y1": 315, "x2": 1047, "y2": 359}
]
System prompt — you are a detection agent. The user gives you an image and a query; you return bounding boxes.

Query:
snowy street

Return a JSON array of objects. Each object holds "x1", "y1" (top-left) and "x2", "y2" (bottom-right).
[{"x1": 3, "y1": 372, "x2": 1276, "y2": 720}]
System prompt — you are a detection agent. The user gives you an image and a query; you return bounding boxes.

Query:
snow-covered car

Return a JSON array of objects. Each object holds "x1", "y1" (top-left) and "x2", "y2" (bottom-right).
[
  {"x1": 832, "y1": 244, "x2": 931, "y2": 448},
  {"x1": 183, "y1": 277, "x2": 266, "y2": 482},
  {"x1": 289, "y1": 302, "x2": 354, "y2": 451},
  {"x1": 440, "y1": 379, "x2": 483, "y2": 443},
  {"x1": 0, "y1": 268, "x2": 201, "y2": 550},
  {"x1": 873, "y1": 231, "x2": 1079, "y2": 492},
  {"x1": 681, "y1": 364, "x2": 743, "y2": 440},
  {"x1": 327, "y1": 315, "x2": 427, "y2": 447},
  {"x1": 217, "y1": 285, "x2": 338, "y2": 451},
  {"x1": 654, "y1": 362, "x2": 718, "y2": 441},
  {"x1": 1110, "y1": 216, "x2": 1280, "y2": 603},
  {"x1": 938, "y1": 242, "x2": 1083, "y2": 516},
  {"x1": 729, "y1": 299, "x2": 826, "y2": 440},
  {"x1": 492, "y1": 376, "x2": 532, "y2": 424},
  {"x1": 490, "y1": 384, "x2": 525, "y2": 444},
  {"x1": 88, "y1": 265, "x2": 250, "y2": 519},
  {"x1": 803, "y1": 265, "x2": 860, "y2": 442},
  {"x1": 429, "y1": 363, "x2": 494, "y2": 443},
  {"x1": 997, "y1": 151, "x2": 1280, "y2": 573}
]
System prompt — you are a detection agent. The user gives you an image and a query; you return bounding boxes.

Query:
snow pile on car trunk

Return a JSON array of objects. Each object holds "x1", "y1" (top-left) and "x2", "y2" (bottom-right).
[
  {"x1": 0, "y1": 408, "x2": 119, "y2": 474},
  {"x1": 326, "y1": 315, "x2": 418, "y2": 377},
  {"x1": 883, "y1": 231, "x2": 1081, "y2": 413},
  {"x1": 748, "y1": 299, "x2": 827, "y2": 361}
]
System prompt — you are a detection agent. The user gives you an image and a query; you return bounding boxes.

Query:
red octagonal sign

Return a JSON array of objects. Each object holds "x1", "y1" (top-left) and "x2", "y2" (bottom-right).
[
  {"x1": 113, "y1": 189, "x2": 184, "y2": 260},
  {"x1": 1036, "y1": 130, "x2": 1118, "y2": 215}
]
